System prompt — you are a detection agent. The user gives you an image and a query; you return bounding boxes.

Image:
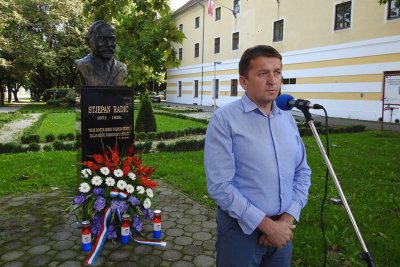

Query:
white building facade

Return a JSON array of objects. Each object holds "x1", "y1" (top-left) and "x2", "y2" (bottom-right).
[{"x1": 167, "y1": 0, "x2": 400, "y2": 121}]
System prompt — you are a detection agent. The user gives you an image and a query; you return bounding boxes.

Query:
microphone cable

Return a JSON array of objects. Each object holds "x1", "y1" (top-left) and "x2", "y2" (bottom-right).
[{"x1": 319, "y1": 107, "x2": 330, "y2": 267}]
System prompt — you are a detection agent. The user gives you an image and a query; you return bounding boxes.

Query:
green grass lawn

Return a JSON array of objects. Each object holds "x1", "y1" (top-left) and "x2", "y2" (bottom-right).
[
  {"x1": 133, "y1": 113, "x2": 206, "y2": 132},
  {"x1": 142, "y1": 130, "x2": 400, "y2": 267},
  {"x1": 0, "y1": 151, "x2": 77, "y2": 195},
  {"x1": 1, "y1": 102, "x2": 398, "y2": 266},
  {"x1": 37, "y1": 112, "x2": 76, "y2": 139}
]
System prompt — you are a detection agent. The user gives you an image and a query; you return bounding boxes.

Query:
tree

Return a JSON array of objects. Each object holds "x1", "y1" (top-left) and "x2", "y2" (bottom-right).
[
  {"x1": 0, "y1": 0, "x2": 88, "y2": 104},
  {"x1": 81, "y1": 0, "x2": 184, "y2": 87},
  {"x1": 379, "y1": 0, "x2": 400, "y2": 8},
  {"x1": 135, "y1": 91, "x2": 157, "y2": 133}
]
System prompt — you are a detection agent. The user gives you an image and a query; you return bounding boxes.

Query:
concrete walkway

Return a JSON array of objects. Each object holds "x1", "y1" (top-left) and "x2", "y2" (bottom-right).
[{"x1": 0, "y1": 180, "x2": 217, "y2": 267}]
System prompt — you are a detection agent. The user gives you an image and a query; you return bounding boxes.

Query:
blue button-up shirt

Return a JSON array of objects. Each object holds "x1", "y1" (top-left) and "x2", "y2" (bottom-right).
[{"x1": 204, "y1": 93, "x2": 311, "y2": 235}]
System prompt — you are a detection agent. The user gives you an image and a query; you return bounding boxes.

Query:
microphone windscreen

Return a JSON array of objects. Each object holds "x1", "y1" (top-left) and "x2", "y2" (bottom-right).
[{"x1": 276, "y1": 94, "x2": 294, "y2": 110}]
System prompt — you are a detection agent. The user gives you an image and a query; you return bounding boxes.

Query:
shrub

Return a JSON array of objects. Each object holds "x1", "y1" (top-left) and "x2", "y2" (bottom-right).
[
  {"x1": 45, "y1": 134, "x2": 56, "y2": 142},
  {"x1": 135, "y1": 91, "x2": 157, "y2": 133},
  {"x1": 21, "y1": 134, "x2": 40, "y2": 144},
  {"x1": 134, "y1": 141, "x2": 152, "y2": 154},
  {"x1": 28, "y1": 142, "x2": 40, "y2": 152},
  {"x1": 66, "y1": 133, "x2": 75, "y2": 141},
  {"x1": 147, "y1": 132, "x2": 157, "y2": 140},
  {"x1": 0, "y1": 142, "x2": 23, "y2": 154},
  {"x1": 156, "y1": 142, "x2": 167, "y2": 152},
  {"x1": 46, "y1": 99, "x2": 61, "y2": 106},
  {"x1": 53, "y1": 140, "x2": 64, "y2": 150},
  {"x1": 135, "y1": 132, "x2": 147, "y2": 141},
  {"x1": 43, "y1": 144, "x2": 53, "y2": 152},
  {"x1": 63, "y1": 143, "x2": 75, "y2": 151},
  {"x1": 57, "y1": 133, "x2": 67, "y2": 140}
]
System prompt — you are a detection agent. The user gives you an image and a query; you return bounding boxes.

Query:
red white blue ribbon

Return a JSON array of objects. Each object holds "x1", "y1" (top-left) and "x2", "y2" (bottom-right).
[
  {"x1": 118, "y1": 191, "x2": 128, "y2": 199},
  {"x1": 133, "y1": 238, "x2": 167, "y2": 247},
  {"x1": 110, "y1": 189, "x2": 119, "y2": 198},
  {"x1": 85, "y1": 207, "x2": 112, "y2": 265}
]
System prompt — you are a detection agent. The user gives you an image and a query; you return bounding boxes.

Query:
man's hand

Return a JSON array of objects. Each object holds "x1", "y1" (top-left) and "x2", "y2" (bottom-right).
[{"x1": 257, "y1": 214, "x2": 296, "y2": 248}]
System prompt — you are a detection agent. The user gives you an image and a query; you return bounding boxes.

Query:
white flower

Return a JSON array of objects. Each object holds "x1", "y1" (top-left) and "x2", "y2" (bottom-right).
[
  {"x1": 81, "y1": 168, "x2": 92, "y2": 178},
  {"x1": 146, "y1": 188, "x2": 154, "y2": 198},
  {"x1": 100, "y1": 167, "x2": 110, "y2": 176},
  {"x1": 136, "y1": 186, "x2": 145, "y2": 194},
  {"x1": 79, "y1": 182, "x2": 91, "y2": 193},
  {"x1": 128, "y1": 172, "x2": 136, "y2": 180},
  {"x1": 117, "y1": 180, "x2": 127, "y2": 190},
  {"x1": 105, "y1": 177, "x2": 115, "y2": 186},
  {"x1": 143, "y1": 198, "x2": 151, "y2": 209},
  {"x1": 91, "y1": 176, "x2": 102, "y2": 186},
  {"x1": 126, "y1": 184, "x2": 135, "y2": 194}
]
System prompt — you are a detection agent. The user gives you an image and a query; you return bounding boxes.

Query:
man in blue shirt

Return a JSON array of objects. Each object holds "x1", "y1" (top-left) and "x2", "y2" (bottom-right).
[{"x1": 204, "y1": 45, "x2": 311, "y2": 267}]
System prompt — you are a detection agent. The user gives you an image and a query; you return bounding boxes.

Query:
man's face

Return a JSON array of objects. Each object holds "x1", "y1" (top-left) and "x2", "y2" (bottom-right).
[
  {"x1": 239, "y1": 56, "x2": 282, "y2": 109},
  {"x1": 90, "y1": 25, "x2": 116, "y2": 60}
]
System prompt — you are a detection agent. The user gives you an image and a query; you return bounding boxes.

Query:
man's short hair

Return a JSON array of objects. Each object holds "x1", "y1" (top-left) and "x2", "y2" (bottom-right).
[
  {"x1": 86, "y1": 20, "x2": 114, "y2": 44},
  {"x1": 239, "y1": 45, "x2": 282, "y2": 76}
]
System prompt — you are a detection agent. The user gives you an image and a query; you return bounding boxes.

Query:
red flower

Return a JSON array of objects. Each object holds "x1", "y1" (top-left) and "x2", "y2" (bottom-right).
[
  {"x1": 92, "y1": 154, "x2": 104, "y2": 164},
  {"x1": 83, "y1": 160, "x2": 99, "y2": 171},
  {"x1": 140, "y1": 176, "x2": 157, "y2": 188}
]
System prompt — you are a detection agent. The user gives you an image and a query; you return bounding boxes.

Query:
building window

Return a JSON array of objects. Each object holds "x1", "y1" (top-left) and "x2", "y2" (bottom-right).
[
  {"x1": 214, "y1": 37, "x2": 220, "y2": 54},
  {"x1": 178, "y1": 48, "x2": 182, "y2": 60},
  {"x1": 233, "y1": 0, "x2": 240, "y2": 14},
  {"x1": 215, "y1": 7, "x2": 221, "y2": 21},
  {"x1": 282, "y1": 78, "x2": 297, "y2": 84},
  {"x1": 178, "y1": 81, "x2": 182, "y2": 97},
  {"x1": 194, "y1": 43, "x2": 199, "y2": 58},
  {"x1": 194, "y1": 80, "x2": 199, "y2": 98},
  {"x1": 232, "y1": 32, "x2": 239, "y2": 50},
  {"x1": 388, "y1": 0, "x2": 400, "y2": 20},
  {"x1": 214, "y1": 79, "x2": 219, "y2": 99},
  {"x1": 179, "y1": 24, "x2": 183, "y2": 31},
  {"x1": 334, "y1": 1, "x2": 351, "y2": 30},
  {"x1": 231, "y1": 79, "x2": 238, "y2": 96},
  {"x1": 195, "y1": 16, "x2": 200, "y2": 29},
  {"x1": 273, "y1": 19, "x2": 284, "y2": 42}
]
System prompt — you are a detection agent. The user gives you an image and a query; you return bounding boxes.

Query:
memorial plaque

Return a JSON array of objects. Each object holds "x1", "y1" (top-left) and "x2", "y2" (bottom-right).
[{"x1": 79, "y1": 86, "x2": 134, "y2": 161}]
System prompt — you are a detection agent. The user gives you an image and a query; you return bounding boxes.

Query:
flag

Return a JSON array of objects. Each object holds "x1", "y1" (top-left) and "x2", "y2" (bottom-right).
[{"x1": 208, "y1": 0, "x2": 215, "y2": 16}]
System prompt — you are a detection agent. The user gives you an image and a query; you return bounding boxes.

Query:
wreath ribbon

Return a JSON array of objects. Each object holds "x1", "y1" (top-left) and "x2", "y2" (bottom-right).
[{"x1": 85, "y1": 207, "x2": 112, "y2": 265}]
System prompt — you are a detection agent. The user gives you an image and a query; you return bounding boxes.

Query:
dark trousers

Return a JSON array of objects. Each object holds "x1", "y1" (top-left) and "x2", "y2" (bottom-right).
[{"x1": 216, "y1": 207, "x2": 292, "y2": 267}]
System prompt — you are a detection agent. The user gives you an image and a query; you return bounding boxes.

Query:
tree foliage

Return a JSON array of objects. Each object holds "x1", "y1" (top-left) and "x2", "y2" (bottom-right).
[
  {"x1": 0, "y1": 0, "x2": 88, "y2": 104},
  {"x1": 379, "y1": 0, "x2": 400, "y2": 8},
  {"x1": 81, "y1": 0, "x2": 184, "y2": 87},
  {"x1": 135, "y1": 91, "x2": 157, "y2": 133}
]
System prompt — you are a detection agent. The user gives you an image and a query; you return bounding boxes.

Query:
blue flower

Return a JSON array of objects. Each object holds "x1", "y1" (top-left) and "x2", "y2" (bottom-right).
[
  {"x1": 132, "y1": 215, "x2": 142, "y2": 232},
  {"x1": 128, "y1": 196, "x2": 140, "y2": 206},
  {"x1": 93, "y1": 187, "x2": 104, "y2": 196},
  {"x1": 107, "y1": 224, "x2": 117, "y2": 240},
  {"x1": 94, "y1": 196, "x2": 106, "y2": 212},
  {"x1": 73, "y1": 194, "x2": 86, "y2": 204}
]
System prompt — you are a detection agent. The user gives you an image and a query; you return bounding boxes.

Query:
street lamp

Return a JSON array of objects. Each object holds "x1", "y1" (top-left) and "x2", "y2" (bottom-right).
[{"x1": 213, "y1": 61, "x2": 222, "y2": 112}]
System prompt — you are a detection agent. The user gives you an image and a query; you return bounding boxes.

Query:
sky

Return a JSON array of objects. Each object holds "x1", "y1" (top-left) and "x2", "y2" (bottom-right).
[{"x1": 169, "y1": 0, "x2": 189, "y2": 11}]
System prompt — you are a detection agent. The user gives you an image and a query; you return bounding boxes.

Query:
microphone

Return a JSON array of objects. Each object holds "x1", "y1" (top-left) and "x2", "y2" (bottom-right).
[{"x1": 276, "y1": 94, "x2": 324, "y2": 111}]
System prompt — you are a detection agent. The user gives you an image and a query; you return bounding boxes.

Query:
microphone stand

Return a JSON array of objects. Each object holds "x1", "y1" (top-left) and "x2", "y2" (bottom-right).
[{"x1": 299, "y1": 108, "x2": 375, "y2": 267}]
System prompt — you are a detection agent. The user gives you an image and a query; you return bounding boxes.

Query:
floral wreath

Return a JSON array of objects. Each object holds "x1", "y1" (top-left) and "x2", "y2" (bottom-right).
[{"x1": 72, "y1": 144, "x2": 157, "y2": 240}]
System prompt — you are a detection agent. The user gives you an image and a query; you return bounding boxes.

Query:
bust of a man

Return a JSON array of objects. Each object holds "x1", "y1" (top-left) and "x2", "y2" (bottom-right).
[{"x1": 76, "y1": 20, "x2": 128, "y2": 86}]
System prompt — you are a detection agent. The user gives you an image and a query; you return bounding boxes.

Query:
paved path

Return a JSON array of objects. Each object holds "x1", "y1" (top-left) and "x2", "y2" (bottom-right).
[
  {"x1": 0, "y1": 180, "x2": 217, "y2": 267},
  {"x1": 0, "y1": 113, "x2": 41, "y2": 143}
]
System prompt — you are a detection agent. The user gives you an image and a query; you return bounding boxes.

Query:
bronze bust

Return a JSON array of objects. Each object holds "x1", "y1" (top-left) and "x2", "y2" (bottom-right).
[{"x1": 76, "y1": 20, "x2": 128, "y2": 86}]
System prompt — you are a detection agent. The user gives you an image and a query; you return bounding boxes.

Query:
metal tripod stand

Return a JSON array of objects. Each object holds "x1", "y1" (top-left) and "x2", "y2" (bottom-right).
[{"x1": 300, "y1": 108, "x2": 375, "y2": 267}]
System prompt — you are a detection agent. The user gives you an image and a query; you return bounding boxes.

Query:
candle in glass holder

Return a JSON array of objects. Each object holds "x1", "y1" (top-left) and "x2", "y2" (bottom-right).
[
  {"x1": 153, "y1": 210, "x2": 162, "y2": 239},
  {"x1": 121, "y1": 214, "x2": 131, "y2": 244},
  {"x1": 81, "y1": 220, "x2": 92, "y2": 252}
]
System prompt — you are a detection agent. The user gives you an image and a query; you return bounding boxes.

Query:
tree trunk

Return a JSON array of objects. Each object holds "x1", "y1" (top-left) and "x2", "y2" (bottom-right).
[
  {"x1": 12, "y1": 89, "x2": 19, "y2": 102},
  {"x1": 12, "y1": 84, "x2": 20, "y2": 102},
  {"x1": 0, "y1": 86, "x2": 4, "y2": 106},
  {"x1": 7, "y1": 86, "x2": 12, "y2": 103}
]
